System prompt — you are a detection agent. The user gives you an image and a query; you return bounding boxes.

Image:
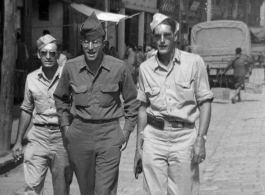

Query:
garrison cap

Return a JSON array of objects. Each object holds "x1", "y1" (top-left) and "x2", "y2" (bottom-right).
[
  {"x1": 36, "y1": 34, "x2": 56, "y2": 51},
  {"x1": 150, "y1": 13, "x2": 179, "y2": 33},
  {"x1": 80, "y1": 12, "x2": 105, "y2": 41}
]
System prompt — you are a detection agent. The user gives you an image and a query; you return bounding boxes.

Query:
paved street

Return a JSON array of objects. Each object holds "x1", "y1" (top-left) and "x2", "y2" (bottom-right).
[{"x1": 1, "y1": 68, "x2": 265, "y2": 195}]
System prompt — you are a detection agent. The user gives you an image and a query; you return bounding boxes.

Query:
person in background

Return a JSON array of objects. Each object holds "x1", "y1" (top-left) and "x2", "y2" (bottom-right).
[
  {"x1": 146, "y1": 44, "x2": 156, "y2": 59},
  {"x1": 127, "y1": 43, "x2": 137, "y2": 73},
  {"x1": 53, "y1": 12, "x2": 140, "y2": 195},
  {"x1": 11, "y1": 34, "x2": 72, "y2": 195},
  {"x1": 103, "y1": 40, "x2": 111, "y2": 55},
  {"x1": 132, "y1": 46, "x2": 145, "y2": 85},
  {"x1": 222, "y1": 47, "x2": 253, "y2": 104},
  {"x1": 144, "y1": 45, "x2": 151, "y2": 60},
  {"x1": 134, "y1": 13, "x2": 213, "y2": 195},
  {"x1": 110, "y1": 46, "x2": 117, "y2": 58},
  {"x1": 135, "y1": 46, "x2": 145, "y2": 66},
  {"x1": 43, "y1": 29, "x2": 50, "y2": 36},
  {"x1": 14, "y1": 32, "x2": 29, "y2": 104}
]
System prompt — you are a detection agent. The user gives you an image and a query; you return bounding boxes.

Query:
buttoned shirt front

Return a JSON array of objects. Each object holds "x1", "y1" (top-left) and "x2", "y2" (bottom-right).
[
  {"x1": 137, "y1": 49, "x2": 213, "y2": 124},
  {"x1": 21, "y1": 66, "x2": 62, "y2": 125},
  {"x1": 53, "y1": 54, "x2": 140, "y2": 132}
]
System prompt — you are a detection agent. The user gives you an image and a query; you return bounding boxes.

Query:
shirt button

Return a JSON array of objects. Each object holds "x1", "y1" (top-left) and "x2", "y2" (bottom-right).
[
  {"x1": 167, "y1": 86, "x2": 170, "y2": 89},
  {"x1": 169, "y1": 98, "x2": 171, "y2": 100}
]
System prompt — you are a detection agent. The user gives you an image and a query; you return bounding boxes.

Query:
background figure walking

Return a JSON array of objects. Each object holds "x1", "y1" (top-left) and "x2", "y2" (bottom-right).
[{"x1": 222, "y1": 47, "x2": 253, "y2": 104}]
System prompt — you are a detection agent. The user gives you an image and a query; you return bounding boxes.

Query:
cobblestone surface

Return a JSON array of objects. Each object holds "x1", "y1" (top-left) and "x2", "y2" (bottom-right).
[{"x1": 0, "y1": 68, "x2": 265, "y2": 195}]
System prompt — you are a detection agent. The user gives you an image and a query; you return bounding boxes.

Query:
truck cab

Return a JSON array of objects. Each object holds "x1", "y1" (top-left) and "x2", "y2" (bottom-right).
[{"x1": 190, "y1": 20, "x2": 252, "y2": 88}]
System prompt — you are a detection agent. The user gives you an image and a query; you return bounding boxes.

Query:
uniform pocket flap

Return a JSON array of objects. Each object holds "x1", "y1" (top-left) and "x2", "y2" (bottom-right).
[
  {"x1": 176, "y1": 80, "x2": 194, "y2": 89},
  {"x1": 145, "y1": 87, "x2": 160, "y2": 96},
  {"x1": 100, "y1": 84, "x2": 119, "y2": 93},
  {"x1": 72, "y1": 85, "x2": 88, "y2": 93}
]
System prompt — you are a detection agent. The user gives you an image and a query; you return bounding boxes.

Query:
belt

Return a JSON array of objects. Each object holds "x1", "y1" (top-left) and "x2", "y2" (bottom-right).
[
  {"x1": 76, "y1": 116, "x2": 118, "y2": 124},
  {"x1": 35, "y1": 123, "x2": 60, "y2": 130},
  {"x1": 147, "y1": 114, "x2": 188, "y2": 130}
]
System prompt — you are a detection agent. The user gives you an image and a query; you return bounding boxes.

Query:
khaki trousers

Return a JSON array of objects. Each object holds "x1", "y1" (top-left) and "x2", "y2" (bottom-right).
[
  {"x1": 142, "y1": 123, "x2": 200, "y2": 195},
  {"x1": 23, "y1": 125, "x2": 71, "y2": 195}
]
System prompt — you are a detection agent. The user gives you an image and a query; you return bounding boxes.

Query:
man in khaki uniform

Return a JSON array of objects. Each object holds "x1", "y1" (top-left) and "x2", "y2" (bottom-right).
[{"x1": 134, "y1": 13, "x2": 213, "y2": 195}]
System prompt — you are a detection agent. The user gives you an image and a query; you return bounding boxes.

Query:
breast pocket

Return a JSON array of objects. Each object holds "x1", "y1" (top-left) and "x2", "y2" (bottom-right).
[
  {"x1": 99, "y1": 84, "x2": 119, "y2": 107},
  {"x1": 176, "y1": 80, "x2": 196, "y2": 108},
  {"x1": 32, "y1": 92, "x2": 46, "y2": 113},
  {"x1": 146, "y1": 87, "x2": 162, "y2": 110},
  {"x1": 72, "y1": 85, "x2": 88, "y2": 107}
]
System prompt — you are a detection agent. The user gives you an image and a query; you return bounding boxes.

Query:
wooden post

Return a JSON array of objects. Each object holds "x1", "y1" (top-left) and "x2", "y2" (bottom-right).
[{"x1": 0, "y1": 0, "x2": 17, "y2": 155}]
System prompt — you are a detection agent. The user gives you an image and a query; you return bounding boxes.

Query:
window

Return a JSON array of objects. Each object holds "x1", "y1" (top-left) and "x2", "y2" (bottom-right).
[{"x1": 39, "y1": 0, "x2": 49, "y2": 21}]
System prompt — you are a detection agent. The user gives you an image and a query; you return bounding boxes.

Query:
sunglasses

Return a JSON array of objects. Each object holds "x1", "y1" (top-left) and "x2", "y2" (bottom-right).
[
  {"x1": 153, "y1": 33, "x2": 173, "y2": 41},
  {"x1": 40, "y1": 51, "x2": 57, "y2": 57}
]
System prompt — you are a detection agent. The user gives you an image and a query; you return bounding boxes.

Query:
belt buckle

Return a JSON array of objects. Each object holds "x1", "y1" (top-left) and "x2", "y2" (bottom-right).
[
  {"x1": 173, "y1": 121, "x2": 184, "y2": 128},
  {"x1": 156, "y1": 117, "x2": 165, "y2": 130},
  {"x1": 148, "y1": 115, "x2": 164, "y2": 130}
]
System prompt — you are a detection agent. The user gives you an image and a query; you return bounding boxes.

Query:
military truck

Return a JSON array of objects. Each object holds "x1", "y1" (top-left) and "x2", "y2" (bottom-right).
[{"x1": 190, "y1": 20, "x2": 252, "y2": 88}]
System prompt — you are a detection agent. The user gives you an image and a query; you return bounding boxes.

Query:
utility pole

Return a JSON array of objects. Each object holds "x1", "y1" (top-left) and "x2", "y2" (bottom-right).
[
  {"x1": 246, "y1": 0, "x2": 250, "y2": 26},
  {"x1": 178, "y1": 0, "x2": 182, "y2": 47},
  {"x1": 207, "y1": 0, "x2": 212, "y2": 21},
  {"x1": 0, "y1": 0, "x2": 16, "y2": 155},
  {"x1": 105, "y1": 0, "x2": 109, "y2": 40}
]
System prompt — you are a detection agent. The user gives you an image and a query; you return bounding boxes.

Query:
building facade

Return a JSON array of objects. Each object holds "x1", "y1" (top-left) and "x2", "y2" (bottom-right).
[{"x1": 2, "y1": 0, "x2": 264, "y2": 71}]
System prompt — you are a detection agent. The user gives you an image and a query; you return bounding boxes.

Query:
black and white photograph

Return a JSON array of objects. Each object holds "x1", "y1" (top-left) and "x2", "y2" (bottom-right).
[{"x1": 0, "y1": 0, "x2": 265, "y2": 194}]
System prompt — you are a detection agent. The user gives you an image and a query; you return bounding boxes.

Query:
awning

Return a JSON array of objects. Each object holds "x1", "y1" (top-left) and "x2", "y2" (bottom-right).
[{"x1": 70, "y1": 3, "x2": 139, "y2": 23}]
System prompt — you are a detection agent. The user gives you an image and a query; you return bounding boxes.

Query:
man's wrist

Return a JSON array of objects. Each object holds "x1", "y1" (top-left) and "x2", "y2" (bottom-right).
[
  {"x1": 197, "y1": 134, "x2": 207, "y2": 141},
  {"x1": 62, "y1": 126, "x2": 69, "y2": 131}
]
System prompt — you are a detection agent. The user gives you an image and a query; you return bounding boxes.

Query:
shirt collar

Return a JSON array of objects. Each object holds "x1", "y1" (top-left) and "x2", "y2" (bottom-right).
[
  {"x1": 153, "y1": 48, "x2": 181, "y2": 71},
  {"x1": 37, "y1": 65, "x2": 62, "y2": 80},
  {"x1": 79, "y1": 54, "x2": 111, "y2": 72}
]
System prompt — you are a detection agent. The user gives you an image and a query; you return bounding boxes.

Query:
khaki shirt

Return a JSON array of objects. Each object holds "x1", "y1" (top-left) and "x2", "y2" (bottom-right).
[
  {"x1": 21, "y1": 66, "x2": 62, "y2": 125},
  {"x1": 54, "y1": 55, "x2": 140, "y2": 132},
  {"x1": 137, "y1": 49, "x2": 213, "y2": 124}
]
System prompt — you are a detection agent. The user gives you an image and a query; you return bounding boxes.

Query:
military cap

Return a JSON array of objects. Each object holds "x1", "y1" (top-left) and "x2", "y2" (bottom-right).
[
  {"x1": 36, "y1": 34, "x2": 56, "y2": 51},
  {"x1": 80, "y1": 12, "x2": 105, "y2": 41},
  {"x1": 150, "y1": 13, "x2": 179, "y2": 33}
]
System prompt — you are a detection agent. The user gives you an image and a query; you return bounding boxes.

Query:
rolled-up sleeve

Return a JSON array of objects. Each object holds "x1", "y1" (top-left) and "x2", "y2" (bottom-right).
[
  {"x1": 54, "y1": 64, "x2": 72, "y2": 127},
  {"x1": 20, "y1": 76, "x2": 34, "y2": 113},
  {"x1": 137, "y1": 67, "x2": 148, "y2": 103},
  {"x1": 121, "y1": 65, "x2": 140, "y2": 132},
  {"x1": 195, "y1": 55, "x2": 214, "y2": 104}
]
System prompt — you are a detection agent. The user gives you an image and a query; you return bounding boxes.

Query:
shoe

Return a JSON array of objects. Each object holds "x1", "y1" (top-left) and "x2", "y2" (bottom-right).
[
  {"x1": 231, "y1": 98, "x2": 235, "y2": 104},
  {"x1": 238, "y1": 98, "x2": 241, "y2": 102}
]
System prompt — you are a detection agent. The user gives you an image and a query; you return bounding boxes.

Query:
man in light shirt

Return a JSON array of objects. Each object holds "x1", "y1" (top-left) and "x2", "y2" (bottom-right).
[
  {"x1": 134, "y1": 13, "x2": 213, "y2": 195},
  {"x1": 12, "y1": 34, "x2": 72, "y2": 195}
]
